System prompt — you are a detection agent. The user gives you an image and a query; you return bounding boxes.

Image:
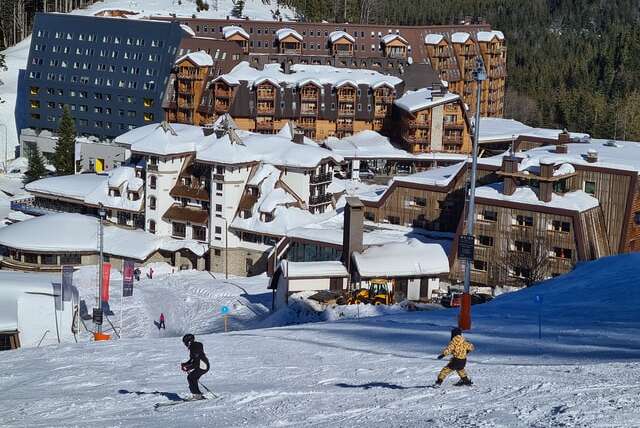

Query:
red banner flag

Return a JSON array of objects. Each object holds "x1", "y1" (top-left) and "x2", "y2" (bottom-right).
[{"x1": 101, "y1": 262, "x2": 111, "y2": 302}]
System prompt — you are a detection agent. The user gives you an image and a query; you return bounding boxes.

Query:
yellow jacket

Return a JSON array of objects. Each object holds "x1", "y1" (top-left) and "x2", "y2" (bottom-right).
[{"x1": 442, "y1": 335, "x2": 474, "y2": 359}]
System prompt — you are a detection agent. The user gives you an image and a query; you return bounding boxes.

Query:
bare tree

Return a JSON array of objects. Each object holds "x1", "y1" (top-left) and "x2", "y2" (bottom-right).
[{"x1": 496, "y1": 239, "x2": 553, "y2": 288}]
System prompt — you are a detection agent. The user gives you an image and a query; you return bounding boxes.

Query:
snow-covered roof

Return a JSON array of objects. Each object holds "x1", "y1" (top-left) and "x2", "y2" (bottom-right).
[
  {"x1": 381, "y1": 34, "x2": 408, "y2": 45},
  {"x1": 222, "y1": 25, "x2": 250, "y2": 40},
  {"x1": 329, "y1": 30, "x2": 355, "y2": 43},
  {"x1": 116, "y1": 122, "x2": 206, "y2": 156},
  {"x1": 281, "y1": 260, "x2": 349, "y2": 278},
  {"x1": 26, "y1": 167, "x2": 143, "y2": 212},
  {"x1": 451, "y1": 32, "x2": 470, "y2": 43},
  {"x1": 0, "y1": 213, "x2": 207, "y2": 260},
  {"x1": 476, "y1": 183, "x2": 600, "y2": 212},
  {"x1": 478, "y1": 118, "x2": 590, "y2": 144},
  {"x1": 424, "y1": 33, "x2": 444, "y2": 45},
  {"x1": 176, "y1": 50, "x2": 213, "y2": 67},
  {"x1": 0, "y1": 271, "x2": 59, "y2": 331},
  {"x1": 394, "y1": 88, "x2": 460, "y2": 113},
  {"x1": 276, "y1": 28, "x2": 303, "y2": 41},
  {"x1": 393, "y1": 161, "x2": 465, "y2": 187},
  {"x1": 216, "y1": 61, "x2": 401, "y2": 88},
  {"x1": 480, "y1": 139, "x2": 640, "y2": 175},
  {"x1": 476, "y1": 30, "x2": 505, "y2": 42},
  {"x1": 324, "y1": 130, "x2": 468, "y2": 163},
  {"x1": 180, "y1": 24, "x2": 196, "y2": 37},
  {"x1": 197, "y1": 124, "x2": 343, "y2": 168},
  {"x1": 353, "y1": 238, "x2": 450, "y2": 278}
]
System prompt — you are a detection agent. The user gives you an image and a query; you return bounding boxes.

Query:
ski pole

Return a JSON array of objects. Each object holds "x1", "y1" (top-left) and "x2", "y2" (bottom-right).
[{"x1": 198, "y1": 381, "x2": 218, "y2": 398}]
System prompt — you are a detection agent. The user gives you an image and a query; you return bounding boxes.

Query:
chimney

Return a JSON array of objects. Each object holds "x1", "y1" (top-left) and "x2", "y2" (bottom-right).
[
  {"x1": 501, "y1": 155, "x2": 519, "y2": 196},
  {"x1": 538, "y1": 159, "x2": 554, "y2": 203},
  {"x1": 558, "y1": 129, "x2": 571, "y2": 145},
  {"x1": 586, "y1": 149, "x2": 598, "y2": 163},
  {"x1": 555, "y1": 144, "x2": 568, "y2": 154},
  {"x1": 293, "y1": 131, "x2": 305, "y2": 144},
  {"x1": 342, "y1": 197, "x2": 364, "y2": 275}
]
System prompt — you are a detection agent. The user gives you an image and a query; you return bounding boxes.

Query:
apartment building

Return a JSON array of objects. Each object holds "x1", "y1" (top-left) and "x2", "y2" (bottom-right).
[
  {"x1": 16, "y1": 13, "x2": 184, "y2": 140},
  {"x1": 154, "y1": 16, "x2": 506, "y2": 117}
]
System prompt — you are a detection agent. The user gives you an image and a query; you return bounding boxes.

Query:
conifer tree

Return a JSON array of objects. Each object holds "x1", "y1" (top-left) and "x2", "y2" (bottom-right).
[
  {"x1": 25, "y1": 146, "x2": 46, "y2": 183},
  {"x1": 54, "y1": 106, "x2": 76, "y2": 175}
]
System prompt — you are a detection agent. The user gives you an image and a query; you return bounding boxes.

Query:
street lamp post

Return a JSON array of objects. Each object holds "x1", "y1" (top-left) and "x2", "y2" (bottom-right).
[
  {"x1": 459, "y1": 57, "x2": 486, "y2": 331},
  {"x1": 224, "y1": 217, "x2": 229, "y2": 280}
]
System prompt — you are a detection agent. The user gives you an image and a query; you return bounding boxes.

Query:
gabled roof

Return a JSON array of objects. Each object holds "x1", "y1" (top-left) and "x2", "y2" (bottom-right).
[
  {"x1": 276, "y1": 28, "x2": 303, "y2": 41},
  {"x1": 424, "y1": 33, "x2": 445, "y2": 45},
  {"x1": 329, "y1": 30, "x2": 355, "y2": 43},
  {"x1": 381, "y1": 33, "x2": 408, "y2": 45},
  {"x1": 176, "y1": 50, "x2": 213, "y2": 67},
  {"x1": 476, "y1": 30, "x2": 505, "y2": 42},
  {"x1": 222, "y1": 25, "x2": 250, "y2": 40},
  {"x1": 451, "y1": 32, "x2": 471, "y2": 43}
]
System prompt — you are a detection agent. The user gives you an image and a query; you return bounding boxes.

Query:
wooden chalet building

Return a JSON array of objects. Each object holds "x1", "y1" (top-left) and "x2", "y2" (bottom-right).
[{"x1": 153, "y1": 16, "x2": 507, "y2": 118}]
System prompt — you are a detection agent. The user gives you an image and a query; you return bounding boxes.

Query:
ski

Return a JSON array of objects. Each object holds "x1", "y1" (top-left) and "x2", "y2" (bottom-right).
[{"x1": 154, "y1": 395, "x2": 221, "y2": 410}]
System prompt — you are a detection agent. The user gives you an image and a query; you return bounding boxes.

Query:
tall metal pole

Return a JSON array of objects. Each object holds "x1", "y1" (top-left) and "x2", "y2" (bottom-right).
[
  {"x1": 225, "y1": 217, "x2": 229, "y2": 279},
  {"x1": 459, "y1": 57, "x2": 486, "y2": 330},
  {"x1": 0, "y1": 123, "x2": 8, "y2": 170},
  {"x1": 96, "y1": 204, "x2": 105, "y2": 335}
]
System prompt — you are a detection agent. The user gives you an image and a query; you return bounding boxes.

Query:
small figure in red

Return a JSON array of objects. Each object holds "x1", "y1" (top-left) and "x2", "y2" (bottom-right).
[{"x1": 159, "y1": 313, "x2": 166, "y2": 330}]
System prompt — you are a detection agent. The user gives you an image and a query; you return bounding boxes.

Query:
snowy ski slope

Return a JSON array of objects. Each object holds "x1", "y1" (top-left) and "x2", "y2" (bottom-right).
[{"x1": 1, "y1": 254, "x2": 639, "y2": 427}]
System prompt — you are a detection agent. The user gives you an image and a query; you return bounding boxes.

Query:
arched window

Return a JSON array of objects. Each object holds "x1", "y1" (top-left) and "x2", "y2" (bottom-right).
[
  {"x1": 149, "y1": 220, "x2": 156, "y2": 234},
  {"x1": 149, "y1": 175, "x2": 157, "y2": 189},
  {"x1": 149, "y1": 196, "x2": 156, "y2": 210}
]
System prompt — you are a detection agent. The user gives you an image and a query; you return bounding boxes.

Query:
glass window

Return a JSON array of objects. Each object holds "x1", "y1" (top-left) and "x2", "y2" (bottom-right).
[
  {"x1": 172, "y1": 222, "x2": 186, "y2": 238},
  {"x1": 584, "y1": 181, "x2": 596, "y2": 195}
]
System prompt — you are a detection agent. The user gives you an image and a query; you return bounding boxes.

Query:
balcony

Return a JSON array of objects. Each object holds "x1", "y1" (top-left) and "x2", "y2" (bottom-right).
[
  {"x1": 443, "y1": 137, "x2": 463, "y2": 146},
  {"x1": 255, "y1": 121, "x2": 275, "y2": 130},
  {"x1": 334, "y1": 50, "x2": 353, "y2": 57},
  {"x1": 402, "y1": 132, "x2": 429, "y2": 143},
  {"x1": 297, "y1": 120, "x2": 316, "y2": 129},
  {"x1": 281, "y1": 48, "x2": 301, "y2": 55},
  {"x1": 147, "y1": 164, "x2": 159, "y2": 172},
  {"x1": 213, "y1": 173, "x2": 224, "y2": 181},
  {"x1": 374, "y1": 108, "x2": 388, "y2": 118},
  {"x1": 375, "y1": 95, "x2": 395, "y2": 103},
  {"x1": 310, "y1": 172, "x2": 333, "y2": 184},
  {"x1": 300, "y1": 106, "x2": 318, "y2": 116},
  {"x1": 257, "y1": 91, "x2": 275, "y2": 100},
  {"x1": 337, "y1": 122, "x2": 354, "y2": 131},
  {"x1": 256, "y1": 106, "x2": 275, "y2": 114},
  {"x1": 434, "y1": 50, "x2": 449, "y2": 58},
  {"x1": 215, "y1": 101, "x2": 230, "y2": 113},
  {"x1": 309, "y1": 193, "x2": 333, "y2": 206},
  {"x1": 338, "y1": 109, "x2": 355, "y2": 117},
  {"x1": 444, "y1": 122, "x2": 465, "y2": 130},
  {"x1": 215, "y1": 90, "x2": 232, "y2": 98},
  {"x1": 177, "y1": 73, "x2": 198, "y2": 80},
  {"x1": 406, "y1": 119, "x2": 430, "y2": 129},
  {"x1": 338, "y1": 93, "x2": 356, "y2": 102},
  {"x1": 300, "y1": 92, "x2": 318, "y2": 101}
]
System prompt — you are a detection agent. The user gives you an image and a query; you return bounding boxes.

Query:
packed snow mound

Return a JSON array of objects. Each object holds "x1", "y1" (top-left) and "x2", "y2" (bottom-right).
[{"x1": 485, "y1": 253, "x2": 640, "y2": 323}]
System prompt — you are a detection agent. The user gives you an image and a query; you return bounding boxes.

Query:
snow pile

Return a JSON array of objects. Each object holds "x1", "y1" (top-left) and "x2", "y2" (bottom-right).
[
  {"x1": 329, "y1": 30, "x2": 355, "y2": 44},
  {"x1": 476, "y1": 182, "x2": 600, "y2": 212},
  {"x1": 424, "y1": 33, "x2": 444, "y2": 45},
  {"x1": 175, "y1": 50, "x2": 213, "y2": 67},
  {"x1": 222, "y1": 25, "x2": 249, "y2": 40},
  {"x1": 451, "y1": 32, "x2": 471, "y2": 43},
  {"x1": 476, "y1": 30, "x2": 505, "y2": 42},
  {"x1": 393, "y1": 161, "x2": 465, "y2": 187},
  {"x1": 275, "y1": 28, "x2": 303, "y2": 41},
  {"x1": 478, "y1": 117, "x2": 590, "y2": 144}
]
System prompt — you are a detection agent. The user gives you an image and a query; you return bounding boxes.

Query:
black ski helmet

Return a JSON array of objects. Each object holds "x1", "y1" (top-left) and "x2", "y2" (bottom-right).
[
  {"x1": 451, "y1": 327, "x2": 463, "y2": 339},
  {"x1": 182, "y1": 334, "x2": 195, "y2": 347}
]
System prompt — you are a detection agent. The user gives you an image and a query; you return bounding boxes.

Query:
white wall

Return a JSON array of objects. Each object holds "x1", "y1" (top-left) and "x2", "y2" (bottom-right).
[
  {"x1": 145, "y1": 155, "x2": 185, "y2": 237},
  {"x1": 210, "y1": 163, "x2": 252, "y2": 250},
  {"x1": 17, "y1": 289, "x2": 77, "y2": 347}
]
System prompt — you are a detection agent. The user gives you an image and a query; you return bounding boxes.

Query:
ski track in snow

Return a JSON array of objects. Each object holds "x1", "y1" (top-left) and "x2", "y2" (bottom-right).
[{"x1": 2, "y1": 255, "x2": 640, "y2": 427}]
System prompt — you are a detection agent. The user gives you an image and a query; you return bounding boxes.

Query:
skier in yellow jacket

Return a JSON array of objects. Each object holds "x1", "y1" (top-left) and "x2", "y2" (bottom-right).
[{"x1": 435, "y1": 327, "x2": 474, "y2": 386}]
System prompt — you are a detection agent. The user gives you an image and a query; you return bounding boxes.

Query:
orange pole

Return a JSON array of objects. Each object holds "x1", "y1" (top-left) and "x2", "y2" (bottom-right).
[{"x1": 458, "y1": 293, "x2": 472, "y2": 330}]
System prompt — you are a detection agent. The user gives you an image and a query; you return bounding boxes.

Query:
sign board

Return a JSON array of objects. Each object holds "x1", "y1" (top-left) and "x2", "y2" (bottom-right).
[
  {"x1": 220, "y1": 305, "x2": 229, "y2": 315},
  {"x1": 92, "y1": 307, "x2": 103, "y2": 325},
  {"x1": 122, "y1": 260, "x2": 134, "y2": 297},
  {"x1": 62, "y1": 265, "x2": 74, "y2": 302},
  {"x1": 52, "y1": 283, "x2": 63, "y2": 311},
  {"x1": 457, "y1": 234, "x2": 475, "y2": 261},
  {"x1": 101, "y1": 262, "x2": 112, "y2": 302}
]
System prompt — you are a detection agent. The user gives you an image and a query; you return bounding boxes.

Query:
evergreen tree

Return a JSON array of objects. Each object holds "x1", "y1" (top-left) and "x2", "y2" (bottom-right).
[
  {"x1": 54, "y1": 106, "x2": 76, "y2": 175},
  {"x1": 25, "y1": 146, "x2": 46, "y2": 184},
  {"x1": 231, "y1": 0, "x2": 245, "y2": 18},
  {"x1": 0, "y1": 52, "x2": 5, "y2": 104}
]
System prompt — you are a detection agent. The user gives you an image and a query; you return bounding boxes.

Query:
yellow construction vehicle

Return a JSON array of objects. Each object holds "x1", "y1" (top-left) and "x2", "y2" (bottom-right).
[{"x1": 346, "y1": 279, "x2": 393, "y2": 305}]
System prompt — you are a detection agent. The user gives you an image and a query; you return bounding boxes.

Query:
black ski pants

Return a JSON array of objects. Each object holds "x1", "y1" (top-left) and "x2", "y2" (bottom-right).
[{"x1": 187, "y1": 368, "x2": 208, "y2": 394}]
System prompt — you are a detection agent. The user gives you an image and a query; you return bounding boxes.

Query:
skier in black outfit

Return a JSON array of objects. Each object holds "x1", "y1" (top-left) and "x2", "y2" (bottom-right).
[{"x1": 180, "y1": 334, "x2": 210, "y2": 400}]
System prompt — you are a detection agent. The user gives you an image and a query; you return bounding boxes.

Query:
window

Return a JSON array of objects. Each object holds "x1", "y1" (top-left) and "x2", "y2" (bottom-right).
[
  {"x1": 24, "y1": 253, "x2": 38, "y2": 264},
  {"x1": 60, "y1": 254, "x2": 81, "y2": 265},
  {"x1": 551, "y1": 220, "x2": 571, "y2": 232},
  {"x1": 215, "y1": 226, "x2": 222, "y2": 235},
  {"x1": 513, "y1": 240, "x2": 532, "y2": 253},
  {"x1": 552, "y1": 247, "x2": 572, "y2": 259},
  {"x1": 215, "y1": 204, "x2": 222, "y2": 212},
  {"x1": 364, "y1": 211, "x2": 375, "y2": 221},
  {"x1": 215, "y1": 183, "x2": 223, "y2": 192},
  {"x1": 149, "y1": 175, "x2": 157, "y2": 189},
  {"x1": 30, "y1": 86, "x2": 39, "y2": 95},
  {"x1": 472, "y1": 260, "x2": 487, "y2": 271},
  {"x1": 193, "y1": 226, "x2": 206, "y2": 242},
  {"x1": 511, "y1": 267, "x2": 531, "y2": 278},
  {"x1": 635, "y1": 212, "x2": 640, "y2": 226},
  {"x1": 41, "y1": 254, "x2": 58, "y2": 265},
  {"x1": 515, "y1": 215, "x2": 533, "y2": 227},
  {"x1": 144, "y1": 112, "x2": 154, "y2": 122},
  {"x1": 214, "y1": 249, "x2": 221, "y2": 256},
  {"x1": 480, "y1": 210, "x2": 497, "y2": 222},
  {"x1": 172, "y1": 222, "x2": 186, "y2": 238},
  {"x1": 149, "y1": 196, "x2": 156, "y2": 210},
  {"x1": 477, "y1": 235, "x2": 494, "y2": 247},
  {"x1": 143, "y1": 98, "x2": 154, "y2": 107},
  {"x1": 149, "y1": 220, "x2": 156, "y2": 234},
  {"x1": 584, "y1": 181, "x2": 596, "y2": 195},
  {"x1": 386, "y1": 215, "x2": 400, "y2": 225}
]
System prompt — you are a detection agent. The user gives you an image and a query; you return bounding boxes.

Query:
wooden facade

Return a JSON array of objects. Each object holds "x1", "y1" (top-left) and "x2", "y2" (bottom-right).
[
  {"x1": 165, "y1": 56, "x2": 212, "y2": 126},
  {"x1": 153, "y1": 17, "x2": 507, "y2": 118}
]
